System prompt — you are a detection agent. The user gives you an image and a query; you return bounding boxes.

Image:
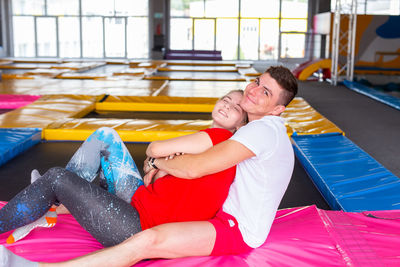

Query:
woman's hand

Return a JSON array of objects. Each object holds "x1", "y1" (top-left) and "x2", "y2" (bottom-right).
[
  {"x1": 144, "y1": 168, "x2": 158, "y2": 186},
  {"x1": 165, "y1": 152, "x2": 184, "y2": 160},
  {"x1": 143, "y1": 157, "x2": 153, "y2": 174}
]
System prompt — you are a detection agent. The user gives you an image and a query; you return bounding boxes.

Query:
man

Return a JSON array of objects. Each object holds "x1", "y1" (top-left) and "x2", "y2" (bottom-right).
[{"x1": 3, "y1": 66, "x2": 298, "y2": 267}]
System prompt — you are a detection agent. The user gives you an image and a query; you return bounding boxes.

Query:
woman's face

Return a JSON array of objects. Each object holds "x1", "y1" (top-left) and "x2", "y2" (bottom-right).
[{"x1": 211, "y1": 91, "x2": 246, "y2": 132}]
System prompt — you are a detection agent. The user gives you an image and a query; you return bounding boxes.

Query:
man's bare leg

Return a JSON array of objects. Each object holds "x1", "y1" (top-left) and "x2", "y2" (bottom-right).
[{"x1": 40, "y1": 221, "x2": 216, "y2": 267}]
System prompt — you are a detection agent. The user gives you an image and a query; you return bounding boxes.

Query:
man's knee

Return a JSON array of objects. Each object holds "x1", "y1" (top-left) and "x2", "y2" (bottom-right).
[{"x1": 131, "y1": 228, "x2": 161, "y2": 254}]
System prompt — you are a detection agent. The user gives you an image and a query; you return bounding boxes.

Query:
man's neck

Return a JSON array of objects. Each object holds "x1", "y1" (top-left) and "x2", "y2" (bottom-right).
[{"x1": 248, "y1": 114, "x2": 279, "y2": 122}]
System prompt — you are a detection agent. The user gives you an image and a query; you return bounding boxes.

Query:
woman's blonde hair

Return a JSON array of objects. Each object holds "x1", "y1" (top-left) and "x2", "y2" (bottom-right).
[{"x1": 219, "y1": 90, "x2": 248, "y2": 125}]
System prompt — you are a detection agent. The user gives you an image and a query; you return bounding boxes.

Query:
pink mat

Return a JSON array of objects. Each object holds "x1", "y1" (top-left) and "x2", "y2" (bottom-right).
[
  {"x1": 0, "y1": 95, "x2": 41, "y2": 109},
  {"x1": 1, "y1": 202, "x2": 399, "y2": 266}
]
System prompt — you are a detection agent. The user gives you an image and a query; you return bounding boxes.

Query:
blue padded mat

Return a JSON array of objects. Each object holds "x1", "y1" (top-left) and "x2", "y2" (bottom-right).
[
  {"x1": 0, "y1": 128, "x2": 42, "y2": 167},
  {"x1": 292, "y1": 133, "x2": 400, "y2": 212},
  {"x1": 343, "y1": 80, "x2": 400, "y2": 111}
]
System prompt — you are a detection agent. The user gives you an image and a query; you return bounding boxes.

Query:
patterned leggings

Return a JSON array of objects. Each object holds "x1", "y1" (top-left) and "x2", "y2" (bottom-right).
[{"x1": 0, "y1": 127, "x2": 144, "y2": 247}]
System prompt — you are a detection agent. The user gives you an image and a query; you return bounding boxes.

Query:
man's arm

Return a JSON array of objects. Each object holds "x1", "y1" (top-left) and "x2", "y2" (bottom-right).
[{"x1": 154, "y1": 139, "x2": 255, "y2": 179}]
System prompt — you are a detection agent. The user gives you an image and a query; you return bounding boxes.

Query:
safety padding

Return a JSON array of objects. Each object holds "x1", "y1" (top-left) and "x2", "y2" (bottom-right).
[
  {"x1": 97, "y1": 96, "x2": 217, "y2": 113},
  {"x1": 282, "y1": 97, "x2": 344, "y2": 135},
  {"x1": 8, "y1": 59, "x2": 63, "y2": 64},
  {"x1": 237, "y1": 67, "x2": 262, "y2": 77},
  {"x1": 0, "y1": 95, "x2": 98, "y2": 128},
  {"x1": 129, "y1": 61, "x2": 167, "y2": 69},
  {"x1": 292, "y1": 59, "x2": 331, "y2": 81},
  {"x1": 0, "y1": 79, "x2": 167, "y2": 96},
  {"x1": 144, "y1": 72, "x2": 246, "y2": 82},
  {"x1": 1, "y1": 74, "x2": 35, "y2": 80},
  {"x1": 165, "y1": 61, "x2": 242, "y2": 67},
  {"x1": 159, "y1": 80, "x2": 248, "y2": 97},
  {"x1": 3, "y1": 203, "x2": 400, "y2": 265},
  {"x1": 343, "y1": 80, "x2": 400, "y2": 111},
  {"x1": 0, "y1": 59, "x2": 13, "y2": 65},
  {"x1": 0, "y1": 128, "x2": 41, "y2": 167},
  {"x1": 44, "y1": 118, "x2": 212, "y2": 142},
  {"x1": 292, "y1": 133, "x2": 400, "y2": 212},
  {"x1": 0, "y1": 63, "x2": 53, "y2": 70},
  {"x1": 157, "y1": 65, "x2": 238, "y2": 72},
  {"x1": 112, "y1": 68, "x2": 147, "y2": 77},
  {"x1": 50, "y1": 62, "x2": 106, "y2": 71},
  {"x1": 0, "y1": 80, "x2": 55, "y2": 95},
  {"x1": 0, "y1": 95, "x2": 41, "y2": 109},
  {"x1": 23, "y1": 68, "x2": 69, "y2": 78},
  {"x1": 55, "y1": 73, "x2": 108, "y2": 80}
]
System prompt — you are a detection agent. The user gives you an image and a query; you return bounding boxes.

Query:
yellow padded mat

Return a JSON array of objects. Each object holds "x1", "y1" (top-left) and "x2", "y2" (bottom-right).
[
  {"x1": 0, "y1": 63, "x2": 54, "y2": 69},
  {"x1": 55, "y1": 73, "x2": 108, "y2": 80},
  {"x1": 0, "y1": 60, "x2": 13, "y2": 65},
  {"x1": 112, "y1": 68, "x2": 147, "y2": 77},
  {"x1": 44, "y1": 118, "x2": 212, "y2": 142},
  {"x1": 0, "y1": 95, "x2": 99, "y2": 128},
  {"x1": 129, "y1": 61, "x2": 167, "y2": 69},
  {"x1": 1, "y1": 74, "x2": 35, "y2": 80},
  {"x1": 9, "y1": 59, "x2": 63, "y2": 64},
  {"x1": 158, "y1": 80, "x2": 248, "y2": 97},
  {"x1": 0, "y1": 79, "x2": 166, "y2": 96},
  {"x1": 238, "y1": 68, "x2": 262, "y2": 77},
  {"x1": 97, "y1": 96, "x2": 217, "y2": 112},
  {"x1": 165, "y1": 61, "x2": 240, "y2": 67},
  {"x1": 50, "y1": 62, "x2": 106, "y2": 71},
  {"x1": 282, "y1": 97, "x2": 344, "y2": 135},
  {"x1": 157, "y1": 65, "x2": 238, "y2": 72},
  {"x1": 23, "y1": 68, "x2": 69, "y2": 78},
  {"x1": 144, "y1": 72, "x2": 246, "y2": 82}
]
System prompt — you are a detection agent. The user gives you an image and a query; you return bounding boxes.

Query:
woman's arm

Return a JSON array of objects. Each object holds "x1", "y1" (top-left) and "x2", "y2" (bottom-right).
[{"x1": 146, "y1": 131, "x2": 213, "y2": 158}]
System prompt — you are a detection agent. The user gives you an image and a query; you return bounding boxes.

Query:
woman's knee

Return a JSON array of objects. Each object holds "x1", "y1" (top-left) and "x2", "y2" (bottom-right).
[
  {"x1": 44, "y1": 167, "x2": 77, "y2": 187},
  {"x1": 95, "y1": 127, "x2": 117, "y2": 136},
  {"x1": 46, "y1": 167, "x2": 68, "y2": 178}
]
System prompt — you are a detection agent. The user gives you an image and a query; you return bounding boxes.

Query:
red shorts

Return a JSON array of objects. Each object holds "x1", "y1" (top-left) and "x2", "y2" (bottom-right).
[{"x1": 208, "y1": 210, "x2": 253, "y2": 256}]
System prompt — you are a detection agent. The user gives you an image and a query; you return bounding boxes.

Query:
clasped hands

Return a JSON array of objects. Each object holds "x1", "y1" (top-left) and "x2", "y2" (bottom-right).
[{"x1": 143, "y1": 152, "x2": 184, "y2": 186}]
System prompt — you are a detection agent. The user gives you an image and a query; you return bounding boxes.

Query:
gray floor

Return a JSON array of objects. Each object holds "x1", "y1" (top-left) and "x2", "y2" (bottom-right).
[{"x1": 298, "y1": 80, "x2": 400, "y2": 177}]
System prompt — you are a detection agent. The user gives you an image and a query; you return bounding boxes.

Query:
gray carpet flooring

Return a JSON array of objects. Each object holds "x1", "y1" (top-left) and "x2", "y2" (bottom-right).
[{"x1": 298, "y1": 81, "x2": 400, "y2": 177}]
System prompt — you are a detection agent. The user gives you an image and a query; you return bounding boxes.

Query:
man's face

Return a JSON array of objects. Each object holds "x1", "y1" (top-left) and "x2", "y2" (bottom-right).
[{"x1": 240, "y1": 73, "x2": 285, "y2": 121}]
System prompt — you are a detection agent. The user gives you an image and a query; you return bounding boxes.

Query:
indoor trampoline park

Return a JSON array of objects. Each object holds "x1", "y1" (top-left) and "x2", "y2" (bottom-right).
[{"x1": 0, "y1": 0, "x2": 400, "y2": 266}]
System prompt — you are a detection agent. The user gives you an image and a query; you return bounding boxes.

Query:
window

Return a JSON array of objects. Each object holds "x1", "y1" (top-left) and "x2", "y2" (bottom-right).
[
  {"x1": 194, "y1": 19, "x2": 215, "y2": 50},
  {"x1": 170, "y1": 18, "x2": 193, "y2": 50},
  {"x1": 36, "y1": 17, "x2": 57, "y2": 57},
  {"x1": 240, "y1": 19, "x2": 259, "y2": 60},
  {"x1": 331, "y1": 0, "x2": 400, "y2": 15},
  {"x1": 170, "y1": 0, "x2": 309, "y2": 60},
  {"x1": 82, "y1": 17, "x2": 103, "y2": 58},
  {"x1": 216, "y1": 19, "x2": 238, "y2": 60},
  {"x1": 12, "y1": 0, "x2": 149, "y2": 58},
  {"x1": 13, "y1": 16, "x2": 35, "y2": 57},
  {"x1": 59, "y1": 17, "x2": 81, "y2": 58}
]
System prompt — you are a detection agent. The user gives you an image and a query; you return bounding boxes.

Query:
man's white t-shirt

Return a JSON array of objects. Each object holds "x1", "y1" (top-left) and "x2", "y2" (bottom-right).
[{"x1": 222, "y1": 115, "x2": 294, "y2": 248}]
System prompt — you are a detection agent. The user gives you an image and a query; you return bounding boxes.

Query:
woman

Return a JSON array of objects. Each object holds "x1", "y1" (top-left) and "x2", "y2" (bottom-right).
[{"x1": 0, "y1": 90, "x2": 247, "y2": 247}]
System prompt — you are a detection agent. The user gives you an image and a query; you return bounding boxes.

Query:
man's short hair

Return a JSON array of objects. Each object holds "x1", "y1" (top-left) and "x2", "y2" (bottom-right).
[{"x1": 265, "y1": 66, "x2": 298, "y2": 106}]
